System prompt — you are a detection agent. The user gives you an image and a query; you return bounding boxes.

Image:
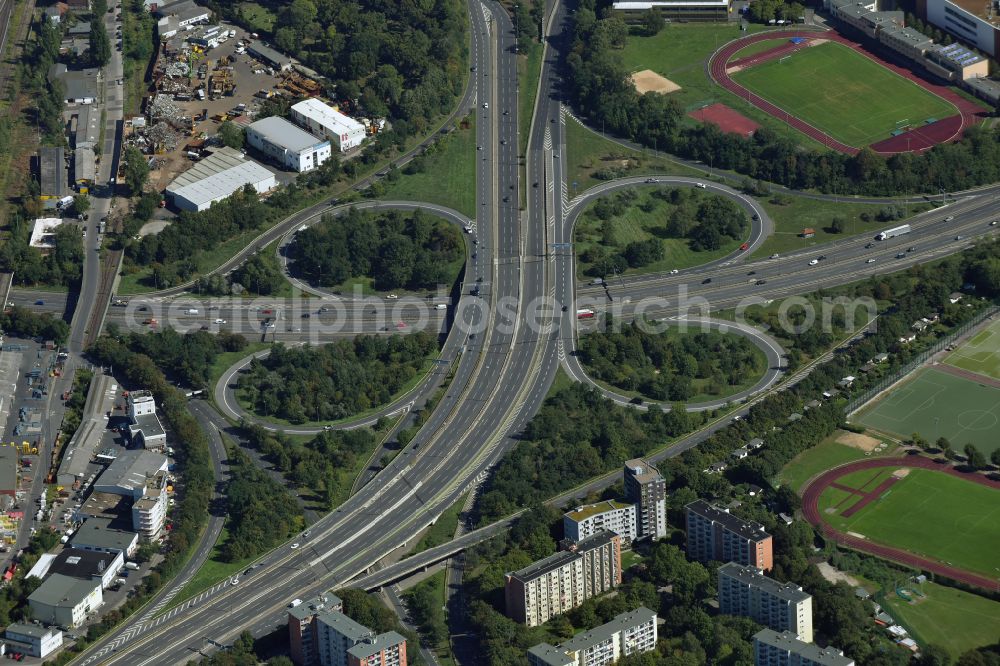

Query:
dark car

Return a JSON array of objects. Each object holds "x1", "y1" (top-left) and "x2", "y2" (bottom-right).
[
  {"x1": 34, "y1": 300, "x2": 44, "y2": 305},
  {"x1": 702, "y1": 278, "x2": 712, "y2": 284},
  {"x1": 301, "y1": 313, "x2": 311, "y2": 318},
  {"x1": 756, "y1": 279, "x2": 767, "y2": 286}
]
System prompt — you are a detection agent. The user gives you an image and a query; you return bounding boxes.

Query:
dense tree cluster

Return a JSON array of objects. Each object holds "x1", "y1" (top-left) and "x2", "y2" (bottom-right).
[
  {"x1": 222, "y1": 447, "x2": 303, "y2": 562},
  {"x1": 23, "y1": 17, "x2": 66, "y2": 143},
  {"x1": 230, "y1": 252, "x2": 285, "y2": 295},
  {"x1": 0, "y1": 307, "x2": 71, "y2": 344},
  {"x1": 476, "y1": 383, "x2": 701, "y2": 520},
  {"x1": 578, "y1": 188, "x2": 747, "y2": 277},
  {"x1": 0, "y1": 217, "x2": 84, "y2": 287},
  {"x1": 217, "y1": 0, "x2": 465, "y2": 140},
  {"x1": 241, "y1": 423, "x2": 383, "y2": 510},
  {"x1": 566, "y1": 2, "x2": 1000, "y2": 195},
  {"x1": 115, "y1": 327, "x2": 247, "y2": 389},
  {"x1": 124, "y1": 185, "x2": 275, "y2": 288},
  {"x1": 289, "y1": 208, "x2": 464, "y2": 291},
  {"x1": 238, "y1": 332, "x2": 437, "y2": 423},
  {"x1": 745, "y1": 0, "x2": 806, "y2": 23},
  {"x1": 578, "y1": 322, "x2": 765, "y2": 401}
]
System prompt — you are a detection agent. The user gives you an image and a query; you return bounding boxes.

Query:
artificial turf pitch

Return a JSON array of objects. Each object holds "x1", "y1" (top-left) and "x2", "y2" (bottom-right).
[
  {"x1": 856, "y1": 368, "x2": 1000, "y2": 454},
  {"x1": 820, "y1": 467, "x2": 1000, "y2": 578},
  {"x1": 945, "y1": 317, "x2": 1000, "y2": 381},
  {"x1": 731, "y1": 42, "x2": 956, "y2": 147}
]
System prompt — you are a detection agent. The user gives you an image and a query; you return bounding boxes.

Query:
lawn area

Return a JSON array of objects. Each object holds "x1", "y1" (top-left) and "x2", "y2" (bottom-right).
[
  {"x1": 563, "y1": 118, "x2": 705, "y2": 194},
  {"x1": 519, "y1": 41, "x2": 543, "y2": 155},
  {"x1": 163, "y1": 526, "x2": 254, "y2": 612},
  {"x1": 729, "y1": 38, "x2": 792, "y2": 61},
  {"x1": 410, "y1": 493, "x2": 467, "y2": 556},
  {"x1": 816, "y1": 485, "x2": 858, "y2": 516},
  {"x1": 732, "y1": 42, "x2": 956, "y2": 147},
  {"x1": 619, "y1": 24, "x2": 827, "y2": 150},
  {"x1": 574, "y1": 187, "x2": 746, "y2": 278},
  {"x1": 207, "y1": 342, "x2": 271, "y2": 401},
  {"x1": 883, "y1": 580, "x2": 1000, "y2": 660},
  {"x1": 945, "y1": 317, "x2": 1000, "y2": 381},
  {"x1": 753, "y1": 195, "x2": 930, "y2": 258},
  {"x1": 380, "y1": 115, "x2": 477, "y2": 219},
  {"x1": 778, "y1": 431, "x2": 871, "y2": 492},
  {"x1": 856, "y1": 367, "x2": 1000, "y2": 454},
  {"x1": 621, "y1": 550, "x2": 644, "y2": 571},
  {"x1": 236, "y1": 2, "x2": 276, "y2": 32},
  {"x1": 820, "y1": 467, "x2": 1000, "y2": 577}
]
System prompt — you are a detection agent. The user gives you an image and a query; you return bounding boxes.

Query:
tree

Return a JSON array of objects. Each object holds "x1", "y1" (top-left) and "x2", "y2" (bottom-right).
[
  {"x1": 73, "y1": 195, "x2": 90, "y2": 216},
  {"x1": 122, "y1": 146, "x2": 149, "y2": 196},
  {"x1": 89, "y1": 19, "x2": 111, "y2": 67},
  {"x1": 830, "y1": 217, "x2": 847, "y2": 234},
  {"x1": 991, "y1": 448, "x2": 1000, "y2": 468},
  {"x1": 641, "y1": 9, "x2": 664, "y2": 36},
  {"x1": 918, "y1": 644, "x2": 953, "y2": 666},
  {"x1": 218, "y1": 121, "x2": 245, "y2": 149},
  {"x1": 964, "y1": 443, "x2": 987, "y2": 470},
  {"x1": 935, "y1": 436, "x2": 951, "y2": 452}
]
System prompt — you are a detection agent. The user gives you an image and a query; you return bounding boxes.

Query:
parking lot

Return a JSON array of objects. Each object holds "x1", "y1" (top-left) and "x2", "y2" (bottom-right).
[{"x1": 144, "y1": 23, "x2": 302, "y2": 192}]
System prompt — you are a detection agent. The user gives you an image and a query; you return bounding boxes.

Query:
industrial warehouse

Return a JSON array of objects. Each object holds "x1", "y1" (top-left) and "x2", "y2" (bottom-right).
[
  {"x1": 165, "y1": 146, "x2": 276, "y2": 212},
  {"x1": 245, "y1": 116, "x2": 332, "y2": 173}
]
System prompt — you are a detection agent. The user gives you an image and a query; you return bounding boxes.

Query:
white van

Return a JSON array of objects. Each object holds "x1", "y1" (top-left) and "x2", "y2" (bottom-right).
[{"x1": 185, "y1": 308, "x2": 199, "y2": 315}]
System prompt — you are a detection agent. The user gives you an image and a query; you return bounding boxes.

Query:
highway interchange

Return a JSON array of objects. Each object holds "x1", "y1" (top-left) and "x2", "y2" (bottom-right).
[{"x1": 10, "y1": 0, "x2": 994, "y2": 663}]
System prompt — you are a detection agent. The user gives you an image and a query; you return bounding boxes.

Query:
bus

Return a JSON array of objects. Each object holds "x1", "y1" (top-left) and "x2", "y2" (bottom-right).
[{"x1": 576, "y1": 309, "x2": 595, "y2": 319}]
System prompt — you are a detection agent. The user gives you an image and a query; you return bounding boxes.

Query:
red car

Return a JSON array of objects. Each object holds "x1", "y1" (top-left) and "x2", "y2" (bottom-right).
[{"x1": 740, "y1": 242, "x2": 749, "y2": 251}]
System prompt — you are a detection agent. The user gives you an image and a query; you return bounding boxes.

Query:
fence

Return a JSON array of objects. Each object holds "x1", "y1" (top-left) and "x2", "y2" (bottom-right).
[{"x1": 845, "y1": 305, "x2": 999, "y2": 415}]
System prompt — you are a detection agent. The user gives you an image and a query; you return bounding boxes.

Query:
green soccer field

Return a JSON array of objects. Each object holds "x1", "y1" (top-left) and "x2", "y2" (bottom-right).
[
  {"x1": 945, "y1": 318, "x2": 1000, "y2": 381},
  {"x1": 731, "y1": 42, "x2": 956, "y2": 147},
  {"x1": 856, "y1": 368, "x2": 1000, "y2": 454},
  {"x1": 820, "y1": 468, "x2": 1000, "y2": 577},
  {"x1": 884, "y1": 580, "x2": 1000, "y2": 659}
]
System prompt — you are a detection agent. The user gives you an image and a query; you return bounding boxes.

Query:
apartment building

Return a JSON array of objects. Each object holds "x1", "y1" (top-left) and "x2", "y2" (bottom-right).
[
  {"x1": 719, "y1": 563, "x2": 813, "y2": 643},
  {"x1": 304, "y1": 609, "x2": 407, "y2": 666},
  {"x1": 505, "y1": 531, "x2": 622, "y2": 627},
  {"x1": 288, "y1": 594, "x2": 344, "y2": 666},
  {"x1": 754, "y1": 629, "x2": 854, "y2": 666},
  {"x1": 563, "y1": 501, "x2": 637, "y2": 544},
  {"x1": 528, "y1": 607, "x2": 658, "y2": 666},
  {"x1": 685, "y1": 499, "x2": 773, "y2": 571},
  {"x1": 623, "y1": 458, "x2": 667, "y2": 540}
]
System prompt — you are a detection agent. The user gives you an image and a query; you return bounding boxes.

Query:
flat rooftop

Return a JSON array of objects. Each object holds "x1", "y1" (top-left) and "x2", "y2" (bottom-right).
[
  {"x1": 719, "y1": 563, "x2": 812, "y2": 603},
  {"x1": 565, "y1": 500, "x2": 632, "y2": 522},
  {"x1": 687, "y1": 499, "x2": 770, "y2": 541},
  {"x1": 248, "y1": 116, "x2": 329, "y2": 152}
]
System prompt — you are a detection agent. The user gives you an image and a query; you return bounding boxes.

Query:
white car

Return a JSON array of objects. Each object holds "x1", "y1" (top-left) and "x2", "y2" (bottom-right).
[
  {"x1": 290, "y1": 543, "x2": 300, "y2": 550},
  {"x1": 809, "y1": 259, "x2": 819, "y2": 266},
  {"x1": 669, "y1": 269, "x2": 679, "y2": 274},
  {"x1": 214, "y1": 318, "x2": 226, "y2": 324},
  {"x1": 695, "y1": 182, "x2": 707, "y2": 189},
  {"x1": 482, "y1": 102, "x2": 488, "y2": 109},
  {"x1": 866, "y1": 258, "x2": 876, "y2": 264},
  {"x1": 769, "y1": 253, "x2": 779, "y2": 259}
]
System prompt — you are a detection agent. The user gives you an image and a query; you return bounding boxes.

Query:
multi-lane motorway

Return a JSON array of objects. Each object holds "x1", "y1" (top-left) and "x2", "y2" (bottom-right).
[{"x1": 59, "y1": 0, "x2": 1000, "y2": 662}]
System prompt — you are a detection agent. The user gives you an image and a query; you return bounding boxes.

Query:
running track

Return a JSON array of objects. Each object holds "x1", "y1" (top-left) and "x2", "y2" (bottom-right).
[
  {"x1": 801, "y1": 456, "x2": 1000, "y2": 590},
  {"x1": 708, "y1": 30, "x2": 985, "y2": 156}
]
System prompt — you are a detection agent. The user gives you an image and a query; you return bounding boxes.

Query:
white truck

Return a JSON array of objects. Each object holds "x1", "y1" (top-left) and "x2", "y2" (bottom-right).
[{"x1": 876, "y1": 224, "x2": 911, "y2": 241}]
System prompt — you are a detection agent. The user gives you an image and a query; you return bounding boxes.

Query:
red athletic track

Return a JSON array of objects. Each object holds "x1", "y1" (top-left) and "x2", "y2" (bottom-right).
[
  {"x1": 688, "y1": 103, "x2": 761, "y2": 136},
  {"x1": 934, "y1": 361, "x2": 1000, "y2": 390},
  {"x1": 801, "y1": 456, "x2": 1000, "y2": 590},
  {"x1": 708, "y1": 30, "x2": 987, "y2": 156}
]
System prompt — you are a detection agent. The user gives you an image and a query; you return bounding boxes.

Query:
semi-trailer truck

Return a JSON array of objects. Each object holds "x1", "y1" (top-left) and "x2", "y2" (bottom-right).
[{"x1": 876, "y1": 224, "x2": 910, "y2": 241}]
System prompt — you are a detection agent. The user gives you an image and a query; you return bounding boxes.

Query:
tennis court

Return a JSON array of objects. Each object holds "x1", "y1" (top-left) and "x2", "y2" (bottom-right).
[
  {"x1": 945, "y1": 317, "x2": 1000, "y2": 381},
  {"x1": 856, "y1": 367, "x2": 1000, "y2": 454}
]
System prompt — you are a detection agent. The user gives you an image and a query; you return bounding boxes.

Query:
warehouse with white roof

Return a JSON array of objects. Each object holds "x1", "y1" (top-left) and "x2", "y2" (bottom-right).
[
  {"x1": 290, "y1": 98, "x2": 367, "y2": 152},
  {"x1": 165, "y1": 146, "x2": 276, "y2": 212},
  {"x1": 246, "y1": 116, "x2": 332, "y2": 172}
]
